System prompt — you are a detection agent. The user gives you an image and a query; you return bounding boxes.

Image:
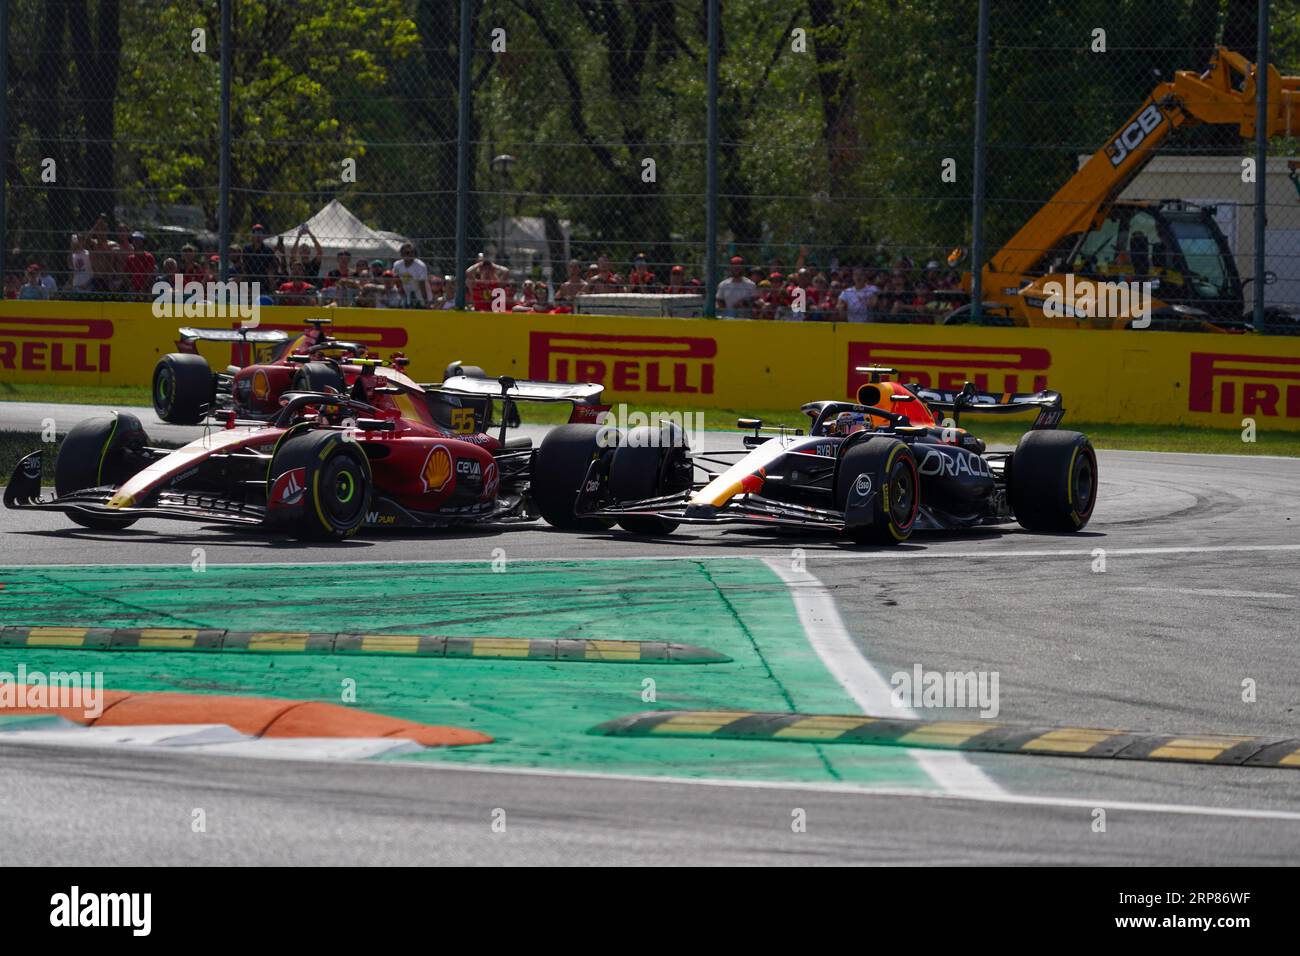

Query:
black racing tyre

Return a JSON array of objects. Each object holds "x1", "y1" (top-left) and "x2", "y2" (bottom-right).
[
  {"x1": 1008, "y1": 429, "x2": 1097, "y2": 532},
  {"x1": 532, "y1": 423, "x2": 618, "y2": 531},
  {"x1": 608, "y1": 423, "x2": 691, "y2": 535},
  {"x1": 152, "y1": 353, "x2": 213, "y2": 424},
  {"x1": 266, "y1": 430, "x2": 371, "y2": 541},
  {"x1": 292, "y1": 361, "x2": 346, "y2": 395},
  {"x1": 833, "y1": 436, "x2": 919, "y2": 545},
  {"x1": 55, "y1": 413, "x2": 149, "y2": 529}
]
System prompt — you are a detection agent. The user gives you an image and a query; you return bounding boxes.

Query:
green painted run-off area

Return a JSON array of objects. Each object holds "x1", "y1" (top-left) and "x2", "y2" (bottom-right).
[{"x1": 0, "y1": 559, "x2": 933, "y2": 789}]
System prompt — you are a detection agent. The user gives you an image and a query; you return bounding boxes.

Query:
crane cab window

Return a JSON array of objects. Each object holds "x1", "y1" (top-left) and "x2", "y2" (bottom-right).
[
  {"x1": 1166, "y1": 216, "x2": 1229, "y2": 297},
  {"x1": 1073, "y1": 216, "x2": 1120, "y2": 276}
]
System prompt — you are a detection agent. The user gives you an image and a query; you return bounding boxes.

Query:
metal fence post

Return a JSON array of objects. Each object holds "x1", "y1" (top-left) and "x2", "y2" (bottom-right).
[
  {"x1": 969, "y1": 0, "x2": 990, "y2": 323},
  {"x1": 218, "y1": 0, "x2": 232, "y2": 281},
  {"x1": 453, "y1": 0, "x2": 473, "y2": 310},
  {"x1": 1254, "y1": 0, "x2": 1270, "y2": 326},
  {"x1": 704, "y1": 0, "x2": 719, "y2": 318},
  {"x1": 0, "y1": 0, "x2": 9, "y2": 286}
]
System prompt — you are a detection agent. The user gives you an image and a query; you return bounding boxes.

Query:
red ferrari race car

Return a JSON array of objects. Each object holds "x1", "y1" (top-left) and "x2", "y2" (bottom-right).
[
  {"x1": 5, "y1": 364, "x2": 608, "y2": 540},
  {"x1": 150, "y1": 317, "x2": 374, "y2": 424},
  {"x1": 528, "y1": 367, "x2": 1097, "y2": 544}
]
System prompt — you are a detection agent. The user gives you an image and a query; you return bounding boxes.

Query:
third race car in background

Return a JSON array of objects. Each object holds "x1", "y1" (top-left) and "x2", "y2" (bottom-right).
[{"x1": 529, "y1": 367, "x2": 1098, "y2": 544}]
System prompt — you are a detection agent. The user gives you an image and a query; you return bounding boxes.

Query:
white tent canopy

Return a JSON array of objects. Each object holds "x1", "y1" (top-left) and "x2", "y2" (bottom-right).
[{"x1": 275, "y1": 199, "x2": 410, "y2": 264}]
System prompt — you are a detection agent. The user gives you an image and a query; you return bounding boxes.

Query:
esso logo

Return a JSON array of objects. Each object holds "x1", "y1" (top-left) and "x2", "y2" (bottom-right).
[{"x1": 854, "y1": 474, "x2": 873, "y2": 496}]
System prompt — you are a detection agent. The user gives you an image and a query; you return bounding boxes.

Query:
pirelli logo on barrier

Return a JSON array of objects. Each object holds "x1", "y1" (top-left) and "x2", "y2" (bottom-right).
[
  {"x1": 846, "y1": 342, "x2": 1050, "y2": 396},
  {"x1": 1188, "y1": 352, "x2": 1300, "y2": 419},
  {"x1": 0, "y1": 315, "x2": 113, "y2": 373},
  {"x1": 528, "y1": 331, "x2": 716, "y2": 394}
]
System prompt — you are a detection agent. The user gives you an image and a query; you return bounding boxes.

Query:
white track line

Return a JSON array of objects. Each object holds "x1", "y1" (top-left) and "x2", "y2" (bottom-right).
[
  {"x1": 1119, "y1": 586, "x2": 1293, "y2": 600},
  {"x1": 8, "y1": 542, "x2": 1300, "y2": 571},
  {"x1": 762, "y1": 557, "x2": 1004, "y2": 797},
  {"x1": 392, "y1": 759, "x2": 1300, "y2": 824},
  {"x1": 9, "y1": 723, "x2": 1296, "y2": 824}
]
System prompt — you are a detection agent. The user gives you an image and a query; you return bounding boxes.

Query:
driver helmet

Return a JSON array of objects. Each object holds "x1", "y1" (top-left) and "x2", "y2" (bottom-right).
[{"x1": 827, "y1": 410, "x2": 871, "y2": 437}]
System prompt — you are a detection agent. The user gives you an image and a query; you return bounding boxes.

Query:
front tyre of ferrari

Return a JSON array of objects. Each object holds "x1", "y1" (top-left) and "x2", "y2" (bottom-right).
[
  {"x1": 55, "y1": 412, "x2": 150, "y2": 529},
  {"x1": 152, "y1": 353, "x2": 213, "y2": 424},
  {"x1": 1008, "y1": 429, "x2": 1097, "y2": 532},
  {"x1": 267, "y1": 430, "x2": 371, "y2": 540},
  {"x1": 532, "y1": 424, "x2": 619, "y2": 531},
  {"x1": 834, "y1": 436, "x2": 919, "y2": 545},
  {"x1": 607, "y1": 423, "x2": 691, "y2": 535}
]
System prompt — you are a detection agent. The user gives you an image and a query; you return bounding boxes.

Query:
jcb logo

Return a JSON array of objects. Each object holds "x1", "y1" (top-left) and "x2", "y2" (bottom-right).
[{"x1": 1105, "y1": 103, "x2": 1163, "y2": 168}]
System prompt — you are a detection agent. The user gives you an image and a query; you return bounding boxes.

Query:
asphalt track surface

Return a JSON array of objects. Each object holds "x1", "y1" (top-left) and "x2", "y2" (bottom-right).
[{"x1": 2, "y1": 403, "x2": 1299, "y2": 864}]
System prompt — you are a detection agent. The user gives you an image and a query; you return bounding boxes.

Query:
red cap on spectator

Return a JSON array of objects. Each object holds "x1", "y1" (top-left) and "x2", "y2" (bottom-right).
[
  {"x1": 671, "y1": 265, "x2": 685, "y2": 273},
  {"x1": 769, "y1": 271, "x2": 784, "y2": 280},
  {"x1": 27, "y1": 262, "x2": 41, "y2": 271},
  {"x1": 252, "y1": 223, "x2": 265, "y2": 233},
  {"x1": 729, "y1": 255, "x2": 743, "y2": 265},
  {"x1": 208, "y1": 255, "x2": 220, "y2": 263}
]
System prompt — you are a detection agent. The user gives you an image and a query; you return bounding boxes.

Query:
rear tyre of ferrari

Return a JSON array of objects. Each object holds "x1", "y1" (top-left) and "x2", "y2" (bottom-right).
[
  {"x1": 152, "y1": 353, "x2": 213, "y2": 424},
  {"x1": 532, "y1": 424, "x2": 618, "y2": 531},
  {"x1": 1008, "y1": 430, "x2": 1097, "y2": 532},
  {"x1": 608, "y1": 424, "x2": 691, "y2": 535},
  {"x1": 267, "y1": 430, "x2": 371, "y2": 541},
  {"x1": 55, "y1": 413, "x2": 149, "y2": 529},
  {"x1": 292, "y1": 361, "x2": 346, "y2": 395},
  {"x1": 833, "y1": 437, "x2": 919, "y2": 545}
]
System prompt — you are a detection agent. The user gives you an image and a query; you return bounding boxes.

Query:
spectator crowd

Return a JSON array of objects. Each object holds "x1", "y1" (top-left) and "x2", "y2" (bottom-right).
[{"x1": 4, "y1": 217, "x2": 964, "y2": 324}]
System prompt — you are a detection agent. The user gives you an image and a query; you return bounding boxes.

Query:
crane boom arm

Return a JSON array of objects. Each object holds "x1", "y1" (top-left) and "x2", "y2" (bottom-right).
[{"x1": 988, "y1": 48, "x2": 1300, "y2": 279}]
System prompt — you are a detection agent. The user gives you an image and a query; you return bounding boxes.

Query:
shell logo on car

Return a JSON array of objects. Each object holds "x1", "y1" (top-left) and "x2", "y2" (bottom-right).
[{"x1": 421, "y1": 445, "x2": 453, "y2": 493}]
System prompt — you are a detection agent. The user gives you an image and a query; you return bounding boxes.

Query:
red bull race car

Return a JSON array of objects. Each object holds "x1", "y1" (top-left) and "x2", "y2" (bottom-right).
[
  {"x1": 529, "y1": 367, "x2": 1098, "y2": 544},
  {"x1": 5, "y1": 363, "x2": 607, "y2": 540}
]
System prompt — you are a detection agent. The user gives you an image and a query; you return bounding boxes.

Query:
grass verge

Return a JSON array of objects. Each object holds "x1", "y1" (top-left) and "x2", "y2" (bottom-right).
[{"x1": 0, "y1": 381, "x2": 143, "y2": 407}]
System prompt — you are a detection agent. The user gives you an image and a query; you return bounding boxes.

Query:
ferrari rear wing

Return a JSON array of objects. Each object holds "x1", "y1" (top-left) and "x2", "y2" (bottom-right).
[
  {"x1": 426, "y1": 372, "x2": 609, "y2": 438},
  {"x1": 175, "y1": 326, "x2": 294, "y2": 365},
  {"x1": 909, "y1": 384, "x2": 1065, "y2": 429},
  {"x1": 177, "y1": 327, "x2": 290, "y2": 345},
  {"x1": 430, "y1": 374, "x2": 605, "y2": 406}
]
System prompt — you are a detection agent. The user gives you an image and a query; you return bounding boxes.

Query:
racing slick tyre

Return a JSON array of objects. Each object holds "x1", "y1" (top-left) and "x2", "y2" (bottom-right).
[
  {"x1": 1008, "y1": 429, "x2": 1097, "y2": 532},
  {"x1": 292, "y1": 361, "x2": 346, "y2": 396},
  {"x1": 833, "y1": 437, "x2": 919, "y2": 545},
  {"x1": 152, "y1": 353, "x2": 213, "y2": 424},
  {"x1": 266, "y1": 430, "x2": 371, "y2": 541},
  {"x1": 532, "y1": 424, "x2": 618, "y2": 532},
  {"x1": 608, "y1": 423, "x2": 691, "y2": 535},
  {"x1": 55, "y1": 413, "x2": 149, "y2": 530}
]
